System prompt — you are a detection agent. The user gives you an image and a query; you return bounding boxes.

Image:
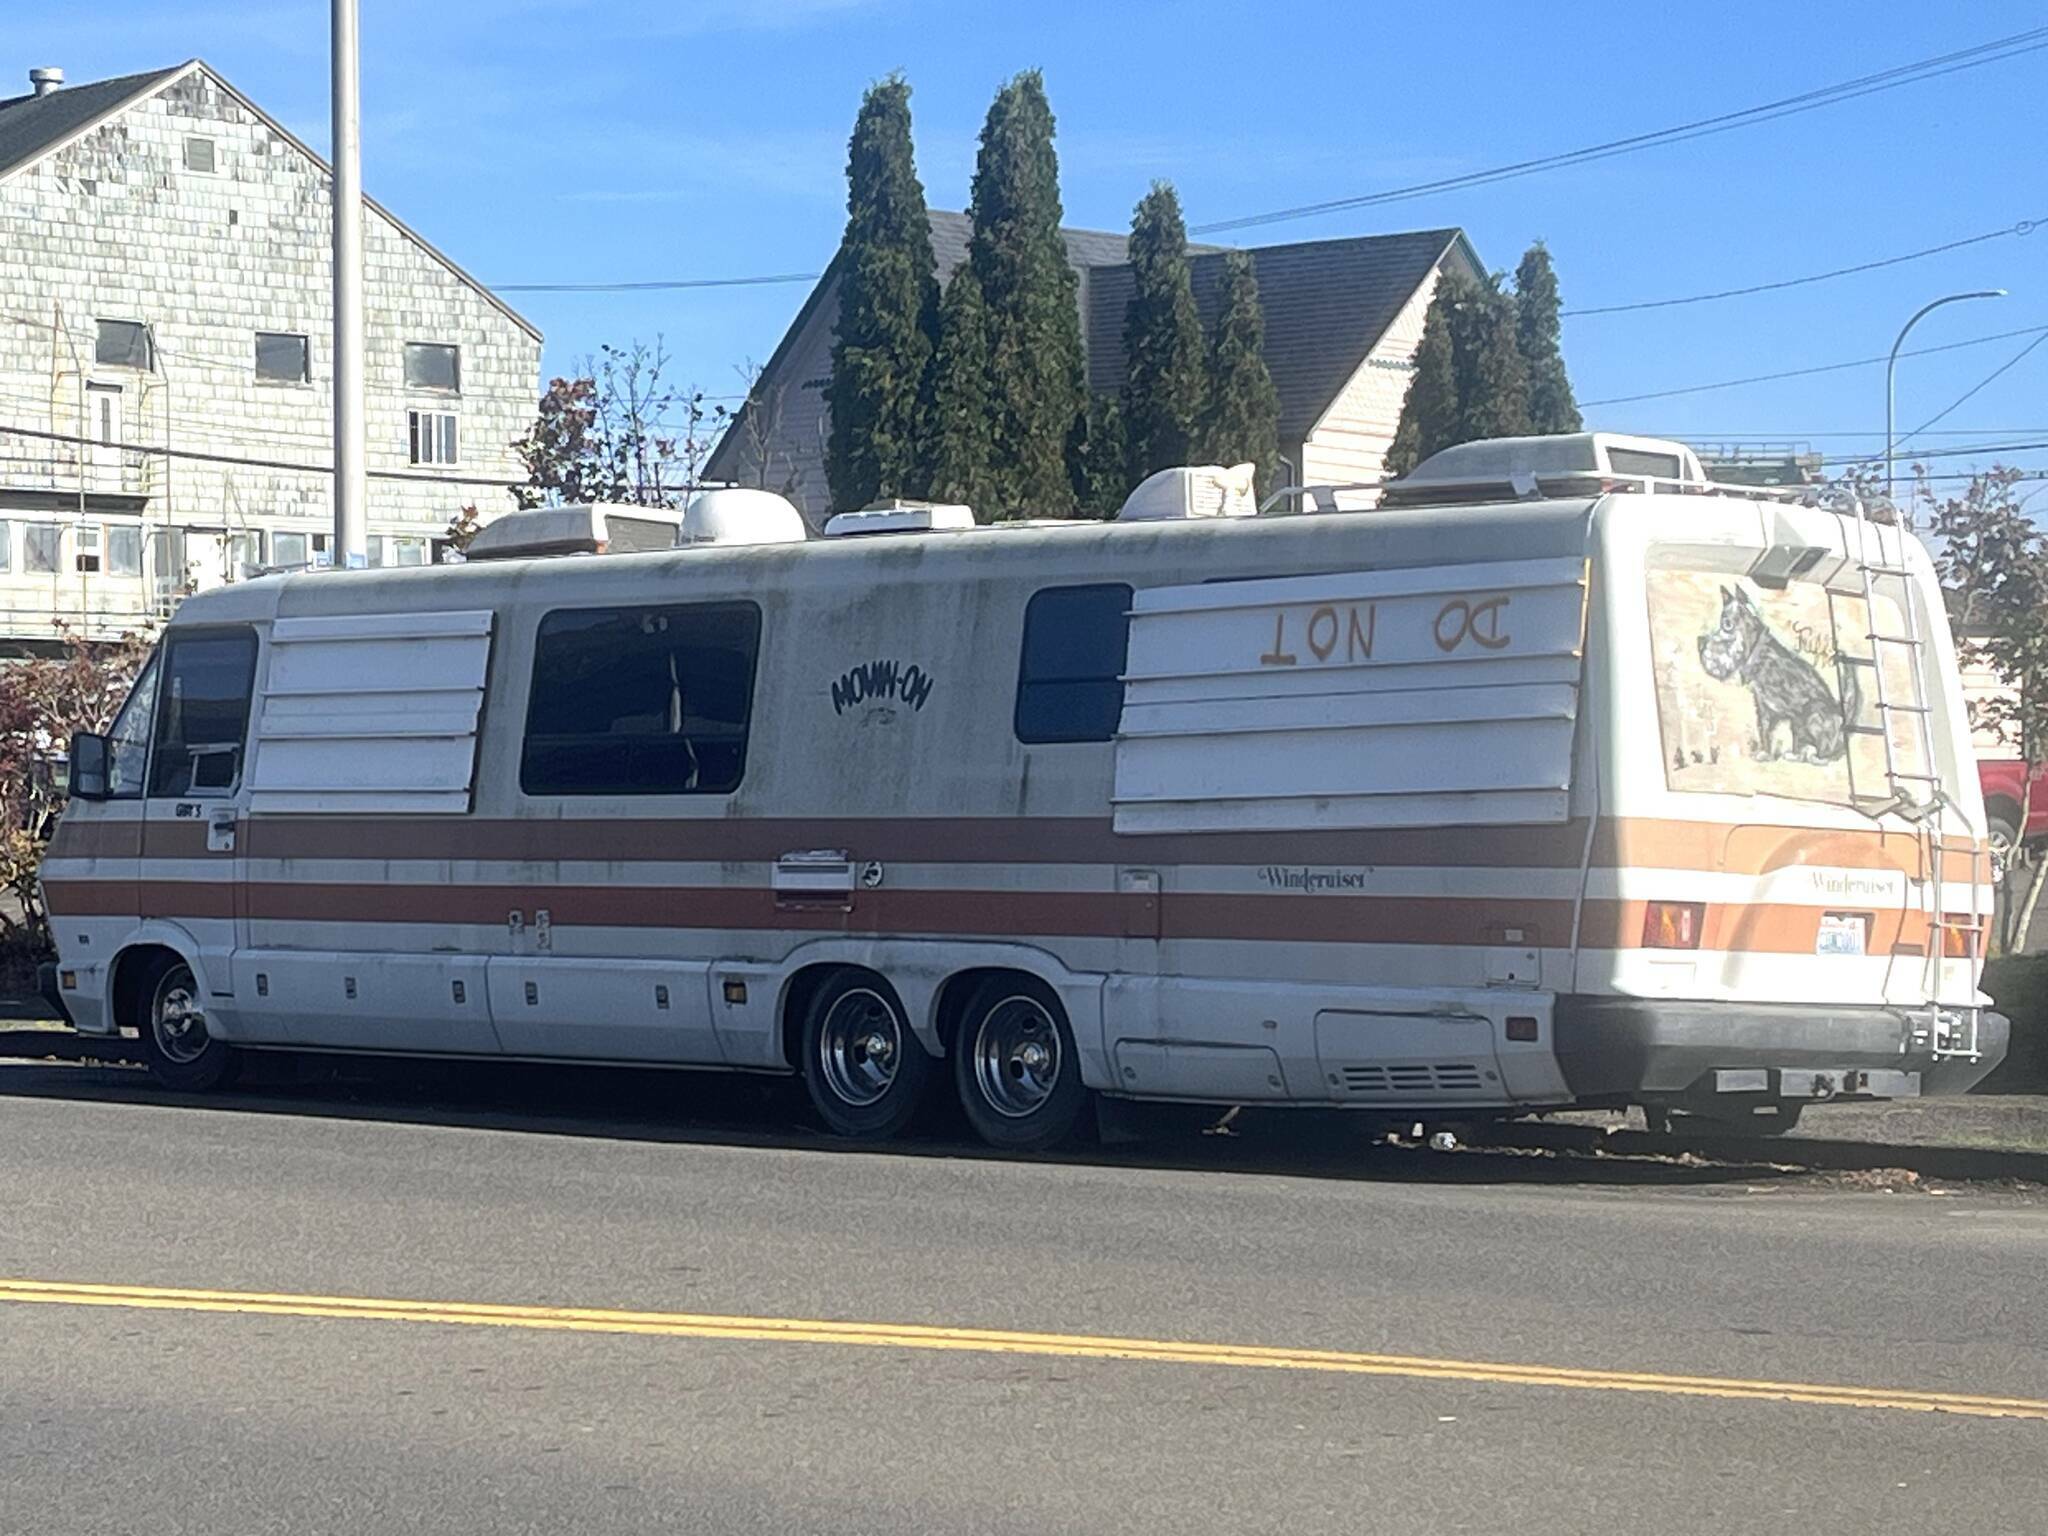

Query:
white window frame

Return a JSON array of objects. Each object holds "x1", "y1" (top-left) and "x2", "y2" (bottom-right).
[
  {"x1": 271, "y1": 530, "x2": 310, "y2": 568},
  {"x1": 94, "y1": 319, "x2": 154, "y2": 372},
  {"x1": 75, "y1": 522, "x2": 103, "y2": 574},
  {"x1": 183, "y1": 136, "x2": 219, "y2": 174},
  {"x1": 0, "y1": 519, "x2": 11, "y2": 574},
  {"x1": 23, "y1": 524, "x2": 61, "y2": 575},
  {"x1": 254, "y1": 331, "x2": 310, "y2": 385},
  {"x1": 105, "y1": 523, "x2": 143, "y2": 577},
  {"x1": 408, "y1": 409, "x2": 459, "y2": 466}
]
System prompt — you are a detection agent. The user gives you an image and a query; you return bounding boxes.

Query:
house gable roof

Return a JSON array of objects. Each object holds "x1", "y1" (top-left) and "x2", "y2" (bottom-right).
[
  {"x1": 707, "y1": 213, "x2": 1473, "y2": 482},
  {"x1": 0, "y1": 65, "x2": 185, "y2": 177},
  {"x1": 1084, "y1": 227, "x2": 1469, "y2": 439},
  {"x1": 0, "y1": 59, "x2": 540, "y2": 343}
]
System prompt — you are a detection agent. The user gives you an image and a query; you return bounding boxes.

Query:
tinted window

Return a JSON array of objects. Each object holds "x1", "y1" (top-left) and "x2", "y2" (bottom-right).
[
  {"x1": 1015, "y1": 583, "x2": 1133, "y2": 744},
  {"x1": 255, "y1": 332, "x2": 309, "y2": 383},
  {"x1": 404, "y1": 342, "x2": 460, "y2": 392},
  {"x1": 523, "y1": 603, "x2": 760, "y2": 796},
  {"x1": 150, "y1": 630, "x2": 257, "y2": 797},
  {"x1": 107, "y1": 654, "x2": 159, "y2": 799},
  {"x1": 95, "y1": 319, "x2": 153, "y2": 370}
]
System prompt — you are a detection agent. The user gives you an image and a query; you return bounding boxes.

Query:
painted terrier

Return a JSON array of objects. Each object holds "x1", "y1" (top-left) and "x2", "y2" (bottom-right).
[{"x1": 1696, "y1": 585, "x2": 1859, "y2": 763}]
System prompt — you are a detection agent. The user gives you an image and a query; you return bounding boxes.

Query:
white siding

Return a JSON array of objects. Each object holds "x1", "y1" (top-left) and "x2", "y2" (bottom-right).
[
  {"x1": 1298, "y1": 262, "x2": 1448, "y2": 510},
  {"x1": 0, "y1": 66, "x2": 541, "y2": 643}
]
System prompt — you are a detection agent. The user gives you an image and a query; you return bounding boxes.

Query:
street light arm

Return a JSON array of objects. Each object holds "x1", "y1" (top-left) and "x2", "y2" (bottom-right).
[{"x1": 1886, "y1": 289, "x2": 2007, "y2": 505}]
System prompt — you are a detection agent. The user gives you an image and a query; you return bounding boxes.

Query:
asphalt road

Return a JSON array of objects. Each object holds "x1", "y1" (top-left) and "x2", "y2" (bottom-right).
[{"x1": 3, "y1": 1058, "x2": 2047, "y2": 1535}]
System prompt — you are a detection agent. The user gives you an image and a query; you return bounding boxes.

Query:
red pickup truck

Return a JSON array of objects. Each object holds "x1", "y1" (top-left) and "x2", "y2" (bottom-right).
[{"x1": 1979, "y1": 758, "x2": 2046, "y2": 870}]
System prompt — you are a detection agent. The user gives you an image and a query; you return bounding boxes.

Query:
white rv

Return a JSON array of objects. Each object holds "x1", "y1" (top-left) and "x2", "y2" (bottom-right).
[{"x1": 44, "y1": 435, "x2": 2005, "y2": 1149}]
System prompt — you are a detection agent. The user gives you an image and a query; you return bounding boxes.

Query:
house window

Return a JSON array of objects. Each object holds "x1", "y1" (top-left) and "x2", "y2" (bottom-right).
[
  {"x1": 1014, "y1": 583, "x2": 1134, "y2": 744},
  {"x1": 75, "y1": 523, "x2": 103, "y2": 574},
  {"x1": 311, "y1": 531, "x2": 332, "y2": 568},
  {"x1": 408, "y1": 410, "x2": 458, "y2": 465},
  {"x1": 227, "y1": 530, "x2": 263, "y2": 577},
  {"x1": 149, "y1": 528, "x2": 189, "y2": 593},
  {"x1": 89, "y1": 383, "x2": 122, "y2": 445},
  {"x1": 0, "y1": 520, "x2": 11, "y2": 573},
  {"x1": 107, "y1": 525, "x2": 143, "y2": 576},
  {"x1": 23, "y1": 525, "x2": 60, "y2": 575},
  {"x1": 183, "y1": 136, "x2": 217, "y2": 173},
  {"x1": 403, "y1": 341, "x2": 460, "y2": 393},
  {"x1": 271, "y1": 531, "x2": 309, "y2": 568},
  {"x1": 392, "y1": 537, "x2": 429, "y2": 567},
  {"x1": 254, "y1": 332, "x2": 309, "y2": 383},
  {"x1": 94, "y1": 319, "x2": 153, "y2": 371},
  {"x1": 521, "y1": 602, "x2": 762, "y2": 796}
]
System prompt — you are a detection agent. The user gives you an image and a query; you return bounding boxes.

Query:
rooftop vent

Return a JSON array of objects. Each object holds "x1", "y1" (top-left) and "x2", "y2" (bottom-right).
[
  {"x1": 682, "y1": 488, "x2": 807, "y2": 546},
  {"x1": 822, "y1": 501, "x2": 975, "y2": 537},
  {"x1": 463, "y1": 504, "x2": 684, "y2": 561},
  {"x1": 1379, "y1": 433, "x2": 1708, "y2": 509},
  {"x1": 28, "y1": 67, "x2": 63, "y2": 97},
  {"x1": 1116, "y1": 463, "x2": 1257, "y2": 522}
]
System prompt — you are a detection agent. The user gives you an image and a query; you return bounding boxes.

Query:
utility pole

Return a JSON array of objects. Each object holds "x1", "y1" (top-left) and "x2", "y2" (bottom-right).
[
  {"x1": 331, "y1": 0, "x2": 366, "y2": 567},
  {"x1": 1885, "y1": 289, "x2": 2004, "y2": 507}
]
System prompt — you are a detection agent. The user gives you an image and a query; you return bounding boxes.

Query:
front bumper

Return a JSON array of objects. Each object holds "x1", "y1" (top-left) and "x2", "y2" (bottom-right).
[{"x1": 1553, "y1": 997, "x2": 2009, "y2": 1100}]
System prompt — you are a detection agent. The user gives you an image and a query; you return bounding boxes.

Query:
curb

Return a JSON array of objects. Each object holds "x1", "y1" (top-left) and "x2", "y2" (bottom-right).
[{"x1": 1476, "y1": 1120, "x2": 2048, "y2": 1186}]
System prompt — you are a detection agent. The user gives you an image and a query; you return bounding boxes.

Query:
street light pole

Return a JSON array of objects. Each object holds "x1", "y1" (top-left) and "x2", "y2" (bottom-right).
[
  {"x1": 331, "y1": 0, "x2": 366, "y2": 568},
  {"x1": 1886, "y1": 289, "x2": 2005, "y2": 506}
]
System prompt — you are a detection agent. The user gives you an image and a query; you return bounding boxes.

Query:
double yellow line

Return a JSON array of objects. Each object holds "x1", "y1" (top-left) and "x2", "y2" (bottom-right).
[{"x1": 3, "y1": 1277, "x2": 2043, "y2": 1420}]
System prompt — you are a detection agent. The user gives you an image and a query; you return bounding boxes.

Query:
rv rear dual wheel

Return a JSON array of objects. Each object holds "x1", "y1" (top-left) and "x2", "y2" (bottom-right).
[
  {"x1": 952, "y1": 977, "x2": 1088, "y2": 1152},
  {"x1": 800, "y1": 971, "x2": 933, "y2": 1139},
  {"x1": 134, "y1": 956, "x2": 238, "y2": 1093}
]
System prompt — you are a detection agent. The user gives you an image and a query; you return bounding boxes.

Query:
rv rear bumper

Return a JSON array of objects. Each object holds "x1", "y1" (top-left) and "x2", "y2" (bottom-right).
[{"x1": 1552, "y1": 997, "x2": 2009, "y2": 1100}]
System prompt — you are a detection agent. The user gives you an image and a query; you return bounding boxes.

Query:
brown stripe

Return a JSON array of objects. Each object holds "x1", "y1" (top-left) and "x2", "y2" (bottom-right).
[
  {"x1": 44, "y1": 811, "x2": 1987, "y2": 880},
  {"x1": 48, "y1": 878, "x2": 1967, "y2": 957}
]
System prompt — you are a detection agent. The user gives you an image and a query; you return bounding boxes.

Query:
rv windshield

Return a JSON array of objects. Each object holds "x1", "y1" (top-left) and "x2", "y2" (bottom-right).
[{"x1": 103, "y1": 653, "x2": 159, "y2": 799}]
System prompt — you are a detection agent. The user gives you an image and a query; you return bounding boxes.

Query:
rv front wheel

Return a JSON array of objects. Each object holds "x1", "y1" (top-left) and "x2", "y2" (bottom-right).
[
  {"x1": 800, "y1": 971, "x2": 932, "y2": 1139},
  {"x1": 953, "y1": 977, "x2": 1088, "y2": 1152},
  {"x1": 135, "y1": 956, "x2": 237, "y2": 1093}
]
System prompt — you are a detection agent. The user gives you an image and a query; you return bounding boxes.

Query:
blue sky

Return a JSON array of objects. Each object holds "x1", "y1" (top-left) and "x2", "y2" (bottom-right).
[{"x1": 12, "y1": 0, "x2": 2047, "y2": 484}]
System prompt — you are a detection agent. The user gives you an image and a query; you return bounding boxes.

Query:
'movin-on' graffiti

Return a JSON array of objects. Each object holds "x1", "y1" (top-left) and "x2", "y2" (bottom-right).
[
  {"x1": 1258, "y1": 592, "x2": 1512, "y2": 667},
  {"x1": 832, "y1": 658, "x2": 935, "y2": 714}
]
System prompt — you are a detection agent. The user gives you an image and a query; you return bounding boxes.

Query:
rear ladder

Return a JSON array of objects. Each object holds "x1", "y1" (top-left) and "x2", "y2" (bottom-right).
[{"x1": 1825, "y1": 501, "x2": 1982, "y2": 1061}]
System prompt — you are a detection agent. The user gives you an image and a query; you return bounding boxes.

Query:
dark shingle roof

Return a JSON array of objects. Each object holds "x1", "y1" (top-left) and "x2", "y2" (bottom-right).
[
  {"x1": 0, "y1": 65, "x2": 185, "y2": 177},
  {"x1": 1084, "y1": 228, "x2": 1466, "y2": 437}
]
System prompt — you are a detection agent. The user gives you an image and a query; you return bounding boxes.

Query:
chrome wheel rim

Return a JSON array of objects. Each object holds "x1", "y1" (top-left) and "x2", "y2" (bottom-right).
[
  {"x1": 972, "y1": 995, "x2": 1062, "y2": 1120},
  {"x1": 817, "y1": 988, "x2": 902, "y2": 1107},
  {"x1": 151, "y1": 967, "x2": 209, "y2": 1065}
]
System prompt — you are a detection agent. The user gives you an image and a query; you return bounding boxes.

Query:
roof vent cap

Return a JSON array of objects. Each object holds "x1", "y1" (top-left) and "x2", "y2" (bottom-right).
[
  {"x1": 464, "y1": 503, "x2": 684, "y2": 561},
  {"x1": 823, "y1": 500, "x2": 975, "y2": 537},
  {"x1": 681, "y1": 487, "x2": 807, "y2": 546},
  {"x1": 1116, "y1": 463, "x2": 1258, "y2": 522},
  {"x1": 28, "y1": 67, "x2": 63, "y2": 97}
]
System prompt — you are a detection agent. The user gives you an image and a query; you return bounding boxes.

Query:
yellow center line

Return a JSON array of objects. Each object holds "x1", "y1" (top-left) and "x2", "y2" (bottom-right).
[{"x1": 2, "y1": 1277, "x2": 2042, "y2": 1420}]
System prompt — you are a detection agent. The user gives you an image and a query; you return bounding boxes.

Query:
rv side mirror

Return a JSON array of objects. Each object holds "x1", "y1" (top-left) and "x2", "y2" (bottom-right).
[{"x1": 69, "y1": 732, "x2": 110, "y2": 801}]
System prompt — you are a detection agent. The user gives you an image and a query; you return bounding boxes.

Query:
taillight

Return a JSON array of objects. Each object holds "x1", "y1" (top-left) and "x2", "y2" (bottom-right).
[
  {"x1": 1643, "y1": 901, "x2": 1704, "y2": 949},
  {"x1": 1942, "y1": 915, "x2": 1982, "y2": 959}
]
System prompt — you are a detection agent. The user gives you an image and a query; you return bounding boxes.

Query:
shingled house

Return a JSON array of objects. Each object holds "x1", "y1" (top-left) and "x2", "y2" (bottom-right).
[
  {"x1": 705, "y1": 211, "x2": 1482, "y2": 521},
  {"x1": 0, "y1": 60, "x2": 540, "y2": 645}
]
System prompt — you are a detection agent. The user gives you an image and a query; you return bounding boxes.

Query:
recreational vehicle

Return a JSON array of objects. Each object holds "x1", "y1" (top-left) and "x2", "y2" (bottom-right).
[{"x1": 42, "y1": 434, "x2": 2007, "y2": 1149}]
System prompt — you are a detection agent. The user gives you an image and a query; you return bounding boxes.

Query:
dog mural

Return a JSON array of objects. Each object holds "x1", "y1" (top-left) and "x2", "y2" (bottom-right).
[{"x1": 1696, "y1": 585, "x2": 1860, "y2": 763}]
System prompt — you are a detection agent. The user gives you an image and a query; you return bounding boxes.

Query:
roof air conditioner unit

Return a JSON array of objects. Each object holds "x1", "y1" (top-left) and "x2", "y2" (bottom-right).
[
  {"x1": 464, "y1": 503, "x2": 685, "y2": 561},
  {"x1": 1116, "y1": 463, "x2": 1258, "y2": 522},
  {"x1": 1380, "y1": 433, "x2": 1708, "y2": 508},
  {"x1": 681, "y1": 488, "x2": 808, "y2": 546},
  {"x1": 823, "y1": 501, "x2": 976, "y2": 537}
]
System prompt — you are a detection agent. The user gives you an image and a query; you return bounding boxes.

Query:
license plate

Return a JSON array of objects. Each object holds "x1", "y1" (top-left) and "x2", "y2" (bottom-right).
[{"x1": 1817, "y1": 913, "x2": 1869, "y2": 956}]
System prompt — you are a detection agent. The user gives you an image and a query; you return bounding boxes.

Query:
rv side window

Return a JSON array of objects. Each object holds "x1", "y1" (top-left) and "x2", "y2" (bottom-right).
[
  {"x1": 522, "y1": 601, "x2": 761, "y2": 796},
  {"x1": 1015, "y1": 583, "x2": 1133, "y2": 744},
  {"x1": 105, "y1": 653, "x2": 160, "y2": 799},
  {"x1": 148, "y1": 629, "x2": 258, "y2": 798}
]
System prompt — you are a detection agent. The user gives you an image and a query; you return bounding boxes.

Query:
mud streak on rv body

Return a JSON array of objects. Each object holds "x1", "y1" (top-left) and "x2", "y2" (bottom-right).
[{"x1": 38, "y1": 444, "x2": 2007, "y2": 1144}]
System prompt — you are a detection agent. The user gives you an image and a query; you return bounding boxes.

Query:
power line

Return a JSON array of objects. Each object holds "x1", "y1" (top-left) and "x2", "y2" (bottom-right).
[
  {"x1": 1580, "y1": 323, "x2": 2048, "y2": 407},
  {"x1": 1817, "y1": 439, "x2": 2048, "y2": 466},
  {"x1": 494, "y1": 274, "x2": 820, "y2": 294},
  {"x1": 0, "y1": 420, "x2": 521, "y2": 488},
  {"x1": 1893, "y1": 330, "x2": 2048, "y2": 453},
  {"x1": 1563, "y1": 218, "x2": 2041, "y2": 317},
  {"x1": 1188, "y1": 28, "x2": 2048, "y2": 236}
]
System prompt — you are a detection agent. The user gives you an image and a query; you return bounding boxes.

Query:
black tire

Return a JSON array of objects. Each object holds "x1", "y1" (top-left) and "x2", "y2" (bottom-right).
[
  {"x1": 798, "y1": 970, "x2": 931, "y2": 1139},
  {"x1": 133, "y1": 955, "x2": 237, "y2": 1092},
  {"x1": 1987, "y1": 803, "x2": 2024, "y2": 880},
  {"x1": 952, "y1": 976, "x2": 1089, "y2": 1152}
]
